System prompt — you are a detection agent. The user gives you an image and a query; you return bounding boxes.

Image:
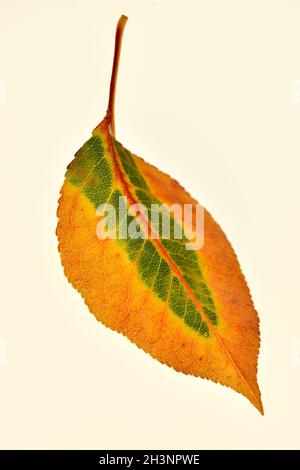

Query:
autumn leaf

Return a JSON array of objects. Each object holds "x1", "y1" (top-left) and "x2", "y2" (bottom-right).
[{"x1": 56, "y1": 15, "x2": 263, "y2": 413}]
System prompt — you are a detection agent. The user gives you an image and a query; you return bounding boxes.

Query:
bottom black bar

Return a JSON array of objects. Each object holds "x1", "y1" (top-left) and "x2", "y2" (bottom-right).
[{"x1": 0, "y1": 450, "x2": 298, "y2": 468}]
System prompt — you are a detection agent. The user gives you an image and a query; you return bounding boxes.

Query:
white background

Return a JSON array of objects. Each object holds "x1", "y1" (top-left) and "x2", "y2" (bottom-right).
[{"x1": 0, "y1": 0, "x2": 300, "y2": 449}]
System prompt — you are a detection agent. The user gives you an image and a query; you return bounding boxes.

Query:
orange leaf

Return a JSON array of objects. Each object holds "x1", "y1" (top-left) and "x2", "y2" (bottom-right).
[{"x1": 57, "y1": 15, "x2": 263, "y2": 414}]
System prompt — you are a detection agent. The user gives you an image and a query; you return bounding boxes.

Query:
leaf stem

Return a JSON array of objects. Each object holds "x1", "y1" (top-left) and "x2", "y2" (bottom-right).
[{"x1": 107, "y1": 15, "x2": 128, "y2": 137}]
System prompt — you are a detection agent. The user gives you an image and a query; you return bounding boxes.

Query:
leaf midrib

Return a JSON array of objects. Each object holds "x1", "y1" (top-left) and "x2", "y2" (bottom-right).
[{"x1": 105, "y1": 127, "x2": 262, "y2": 413}]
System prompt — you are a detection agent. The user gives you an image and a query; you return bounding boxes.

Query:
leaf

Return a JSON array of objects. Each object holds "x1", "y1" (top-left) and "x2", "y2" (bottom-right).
[{"x1": 56, "y1": 15, "x2": 263, "y2": 414}]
